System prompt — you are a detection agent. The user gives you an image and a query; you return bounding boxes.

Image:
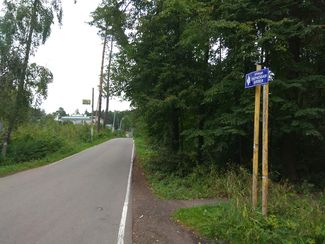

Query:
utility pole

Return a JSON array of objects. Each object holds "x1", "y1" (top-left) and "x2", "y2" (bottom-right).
[
  {"x1": 91, "y1": 88, "x2": 94, "y2": 142},
  {"x1": 112, "y1": 111, "x2": 116, "y2": 132},
  {"x1": 97, "y1": 29, "x2": 108, "y2": 132},
  {"x1": 119, "y1": 117, "x2": 125, "y2": 130},
  {"x1": 104, "y1": 37, "x2": 114, "y2": 128}
]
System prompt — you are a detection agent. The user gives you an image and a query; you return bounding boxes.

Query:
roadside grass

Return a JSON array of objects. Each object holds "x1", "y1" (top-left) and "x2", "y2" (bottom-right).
[
  {"x1": 174, "y1": 185, "x2": 325, "y2": 243},
  {"x1": 135, "y1": 136, "x2": 250, "y2": 200},
  {"x1": 135, "y1": 135, "x2": 325, "y2": 243},
  {"x1": 0, "y1": 122, "x2": 124, "y2": 177}
]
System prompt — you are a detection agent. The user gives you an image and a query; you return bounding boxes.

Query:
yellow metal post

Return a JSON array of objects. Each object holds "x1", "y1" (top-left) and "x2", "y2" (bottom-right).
[
  {"x1": 252, "y1": 64, "x2": 261, "y2": 209},
  {"x1": 262, "y1": 83, "x2": 269, "y2": 216}
]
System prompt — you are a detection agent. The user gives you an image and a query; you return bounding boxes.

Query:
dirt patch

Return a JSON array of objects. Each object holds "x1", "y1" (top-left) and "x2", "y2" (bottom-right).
[{"x1": 132, "y1": 158, "x2": 221, "y2": 244}]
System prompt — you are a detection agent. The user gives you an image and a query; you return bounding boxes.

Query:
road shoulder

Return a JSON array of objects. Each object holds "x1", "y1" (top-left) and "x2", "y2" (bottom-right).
[{"x1": 132, "y1": 158, "x2": 210, "y2": 244}]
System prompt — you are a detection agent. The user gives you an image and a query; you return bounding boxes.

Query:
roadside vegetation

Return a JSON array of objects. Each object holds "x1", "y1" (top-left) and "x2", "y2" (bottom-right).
[
  {"x1": 101, "y1": 0, "x2": 325, "y2": 241},
  {"x1": 1, "y1": 0, "x2": 324, "y2": 242},
  {"x1": 135, "y1": 135, "x2": 325, "y2": 243},
  {"x1": 174, "y1": 194, "x2": 324, "y2": 244},
  {"x1": 0, "y1": 119, "x2": 123, "y2": 177}
]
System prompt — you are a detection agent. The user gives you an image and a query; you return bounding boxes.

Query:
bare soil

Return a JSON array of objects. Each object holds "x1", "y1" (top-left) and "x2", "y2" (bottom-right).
[{"x1": 132, "y1": 158, "x2": 220, "y2": 244}]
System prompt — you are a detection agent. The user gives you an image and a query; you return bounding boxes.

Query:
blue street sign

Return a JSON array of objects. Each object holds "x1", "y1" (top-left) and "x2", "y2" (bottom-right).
[{"x1": 245, "y1": 68, "x2": 270, "y2": 89}]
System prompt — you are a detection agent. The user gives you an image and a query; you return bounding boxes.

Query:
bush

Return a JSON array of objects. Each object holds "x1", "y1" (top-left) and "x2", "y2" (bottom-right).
[
  {"x1": 8, "y1": 134, "x2": 64, "y2": 162},
  {"x1": 4, "y1": 122, "x2": 116, "y2": 164}
]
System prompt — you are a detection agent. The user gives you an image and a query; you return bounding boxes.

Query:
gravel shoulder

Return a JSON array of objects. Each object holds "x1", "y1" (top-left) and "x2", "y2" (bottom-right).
[{"x1": 132, "y1": 158, "x2": 218, "y2": 244}]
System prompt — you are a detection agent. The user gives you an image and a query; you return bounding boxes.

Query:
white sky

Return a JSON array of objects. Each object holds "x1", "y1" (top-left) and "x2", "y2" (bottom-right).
[{"x1": 2, "y1": 0, "x2": 131, "y2": 115}]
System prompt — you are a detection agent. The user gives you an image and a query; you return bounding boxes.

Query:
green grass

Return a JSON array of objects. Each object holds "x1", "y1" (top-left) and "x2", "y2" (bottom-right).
[
  {"x1": 135, "y1": 135, "x2": 325, "y2": 243},
  {"x1": 174, "y1": 192, "x2": 325, "y2": 243},
  {"x1": 0, "y1": 123, "x2": 124, "y2": 177},
  {"x1": 134, "y1": 136, "x2": 249, "y2": 200},
  {"x1": 0, "y1": 137, "x2": 108, "y2": 177}
]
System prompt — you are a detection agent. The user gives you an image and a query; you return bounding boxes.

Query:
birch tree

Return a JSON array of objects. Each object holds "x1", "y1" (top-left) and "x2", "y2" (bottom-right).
[{"x1": 1, "y1": 0, "x2": 63, "y2": 158}]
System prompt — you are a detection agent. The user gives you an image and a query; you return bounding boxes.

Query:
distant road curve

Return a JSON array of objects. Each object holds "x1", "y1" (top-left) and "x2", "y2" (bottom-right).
[{"x1": 0, "y1": 138, "x2": 133, "y2": 244}]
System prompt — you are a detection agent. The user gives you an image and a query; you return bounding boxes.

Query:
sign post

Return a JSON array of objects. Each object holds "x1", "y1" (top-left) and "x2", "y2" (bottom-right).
[
  {"x1": 252, "y1": 64, "x2": 261, "y2": 209},
  {"x1": 262, "y1": 83, "x2": 269, "y2": 216},
  {"x1": 245, "y1": 66, "x2": 270, "y2": 215},
  {"x1": 82, "y1": 94, "x2": 93, "y2": 141}
]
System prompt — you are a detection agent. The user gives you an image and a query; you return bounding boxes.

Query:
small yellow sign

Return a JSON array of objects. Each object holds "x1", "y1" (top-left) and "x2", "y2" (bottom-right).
[{"x1": 82, "y1": 99, "x2": 91, "y2": 105}]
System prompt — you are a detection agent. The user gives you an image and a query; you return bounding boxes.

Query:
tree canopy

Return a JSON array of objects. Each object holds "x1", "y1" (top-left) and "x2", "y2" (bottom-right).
[
  {"x1": 0, "y1": 0, "x2": 62, "y2": 157},
  {"x1": 98, "y1": 0, "x2": 325, "y2": 182}
]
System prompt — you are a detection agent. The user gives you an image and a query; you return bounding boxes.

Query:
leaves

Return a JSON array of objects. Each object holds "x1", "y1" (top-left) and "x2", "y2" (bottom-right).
[
  {"x1": 93, "y1": 0, "x2": 325, "y2": 177},
  {"x1": 0, "y1": 0, "x2": 62, "y2": 157}
]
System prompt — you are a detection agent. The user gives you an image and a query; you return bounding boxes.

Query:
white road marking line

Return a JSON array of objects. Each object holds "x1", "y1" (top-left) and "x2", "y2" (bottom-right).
[{"x1": 117, "y1": 139, "x2": 135, "y2": 244}]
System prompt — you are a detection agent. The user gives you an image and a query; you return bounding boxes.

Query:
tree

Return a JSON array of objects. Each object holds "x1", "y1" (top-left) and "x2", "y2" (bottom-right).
[
  {"x1": 1, "y1": 0, "x2": 63, "y2": 158},
  {"x1": 103, "y1": 38, "x2": 114, "y2": 128},
  {"x1": 29, "y1": 107, "x2": 47, "y2": 122},
  {"x1": 84, "y1": 110, "x2": 91, "y2": 116},
  {"x1": 94, "y1": 0, "x2": 325, "y2": 181},
  {"x1": 90, "y1": 0, "x2": 130, "y2": 131},
  {"x1": 53, "y1": 107, "x2": 68, "y2": 118}
]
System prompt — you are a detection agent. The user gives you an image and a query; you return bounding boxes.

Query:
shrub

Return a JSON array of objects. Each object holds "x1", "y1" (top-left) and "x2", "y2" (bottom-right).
[{"x1": 8, "y1": 134, "x2": 64, "y2": 162}]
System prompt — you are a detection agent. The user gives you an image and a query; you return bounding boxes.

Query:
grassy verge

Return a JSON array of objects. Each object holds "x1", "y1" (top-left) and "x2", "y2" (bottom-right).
[
  {"x1": 0, "y1": 125, "x2": 124, "y2": 177},
  {"x1": 135, "y1": 136, "x2": 250, "y2": 200},
  {"x1": 135, "y1": 136, "x2": 325, "y2": 243},
  {"x1": 174, "y1": 187, "x2": 325, "y2": 243},
  {"x1": 135, "y1": 136, "x2": 218, "y2": 199}
]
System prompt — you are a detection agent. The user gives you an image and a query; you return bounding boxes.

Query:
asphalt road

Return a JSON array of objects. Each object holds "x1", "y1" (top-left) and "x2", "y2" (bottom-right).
[{"x1": 0, "y1": 138, "x2": 134, "y2": 244}]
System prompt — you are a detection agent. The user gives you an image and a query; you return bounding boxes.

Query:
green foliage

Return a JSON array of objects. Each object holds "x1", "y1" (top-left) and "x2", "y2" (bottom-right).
[
  {"x1": 0, "y1": 119, "x2": 122, "y2": 172},
  {"x1": 135, "y1": 134, "x2": 247, "y2": 199},
  {"x1": 103, "y1": 0, "x2": 325, "y2": 182},
  {"x1": 0, "y1": 103, "x2": 132, "y2": 166},
  {"x1": 8, "y1": 134, "x2": 63, "y2": 162},
  {"x1": 0, "y1": 0, "x2": 64, "y2": 156},
  {"x1": 137, "y1": 133, "x2": 325, "y2": 242},
  {"x1": 51, "y1": 107, "x2": 68, "y2": 118},
  {"x1": 174, "y1": 188, "x2": 325, "y2": 243}
]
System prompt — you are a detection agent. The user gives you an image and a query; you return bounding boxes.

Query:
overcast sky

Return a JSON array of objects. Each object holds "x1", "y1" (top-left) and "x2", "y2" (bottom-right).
[{"x1": 2, "y1": 0, "x2": 131, "y2": 115}]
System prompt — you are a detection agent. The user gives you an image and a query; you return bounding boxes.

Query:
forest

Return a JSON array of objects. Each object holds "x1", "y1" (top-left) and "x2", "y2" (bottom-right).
[
  {"x1": 1, "y1": 0, "x2": 324, "y2": 183},
  {"x1": 90, "y1": 0, "x2": 325, "y2": 184},
  {"x1": 93, "y1": 1, "x2": 324, "y2": 241}
]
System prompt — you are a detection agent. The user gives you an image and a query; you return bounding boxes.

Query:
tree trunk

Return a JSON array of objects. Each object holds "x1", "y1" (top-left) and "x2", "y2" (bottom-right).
[
  {"x1": 1, "y1": 122, "x2": 13, "y2": 158},
  {"x1": 281, "y1": 133, "x2": 298, "y2": 181},
  {"x1": 103, "y1": 37, "x2": 114, "y2": 128},
  {"x1": 97, "y1": 30, "x2": 108, "y2": 132},
  {"x1": 1, "y1": 0, "x2": 39, "y2": 158}
]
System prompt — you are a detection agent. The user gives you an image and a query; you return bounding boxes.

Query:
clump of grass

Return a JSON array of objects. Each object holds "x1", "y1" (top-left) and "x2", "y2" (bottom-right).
[
  {"x1": 171, "y1": 170, "x2": 325, "y2": 243},
  {"x1": 174, "y1": 185, "x2": 325, "y2": 243},
  {"x1": 146, "y1": 165, "x2": 252, "y2": 200}
]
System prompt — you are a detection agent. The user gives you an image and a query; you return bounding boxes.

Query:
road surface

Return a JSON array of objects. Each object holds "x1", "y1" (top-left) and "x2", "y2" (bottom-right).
[{"x1": 0, "y1": 138, "x2": 134, "y2": 244}]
